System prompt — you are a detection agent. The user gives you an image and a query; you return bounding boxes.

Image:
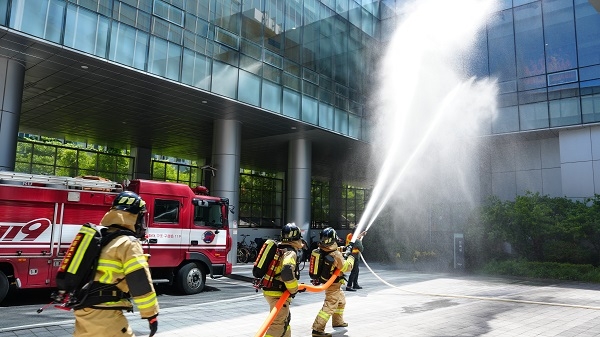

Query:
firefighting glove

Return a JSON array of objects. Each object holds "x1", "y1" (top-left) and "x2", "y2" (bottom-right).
[
  {"x1": 147, "y1": 314, "x2": 158, "y2": 337},
  {"x1": 343, "y1": 242, "x2": 354, "y2": 259}
]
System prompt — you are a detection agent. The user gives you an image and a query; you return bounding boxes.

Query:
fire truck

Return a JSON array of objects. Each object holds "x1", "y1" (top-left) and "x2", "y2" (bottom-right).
[{"x1": 0, "y1": 171, "x2": 233, "y2": 303}]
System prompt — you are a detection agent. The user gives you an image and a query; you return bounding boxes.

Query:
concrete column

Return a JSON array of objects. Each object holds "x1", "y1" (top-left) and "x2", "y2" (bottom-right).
[
  {"x1": 211, "y1": 119, "x2": 241, "y2": 264},
  {"x1": 0, "y1": 58, "x2": 25, "y2": 172},
  {"x1": 287, "y1": 138, "x2": 312, "y2": 240},
  {"x1": 131, "y1": 146, "x2": 152, "y2": 179},
  {"x1": 329, "y1": 168, "x2": 343, "y2": 228}
]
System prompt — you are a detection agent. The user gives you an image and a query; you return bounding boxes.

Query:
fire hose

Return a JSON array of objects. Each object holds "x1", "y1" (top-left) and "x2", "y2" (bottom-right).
[{"x1": 254, "y1": 269, "x2": 342, "y2": 337}]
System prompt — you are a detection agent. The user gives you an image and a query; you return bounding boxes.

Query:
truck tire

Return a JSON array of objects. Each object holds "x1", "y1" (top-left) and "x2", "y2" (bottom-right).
[
  {"x1": 0, "y1": 271, "x2": 9, "y2": 303},
  {"x1": 176, "y1": 262, "x2": 206, "y2": 294}
]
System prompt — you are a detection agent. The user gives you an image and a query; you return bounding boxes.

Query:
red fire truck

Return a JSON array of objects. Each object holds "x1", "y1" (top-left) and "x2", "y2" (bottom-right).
[{"x1": 0, "y1": 172, "x2": 233, "y2": 303}]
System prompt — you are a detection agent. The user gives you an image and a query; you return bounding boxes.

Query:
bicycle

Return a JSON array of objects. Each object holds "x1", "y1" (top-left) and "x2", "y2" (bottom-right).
[
  {"x1": 238, "y1": 234, "x2": 258, "y2": 263},
  {"x1": 237, "y1": 240, "x2": 249, "y2": 263}
]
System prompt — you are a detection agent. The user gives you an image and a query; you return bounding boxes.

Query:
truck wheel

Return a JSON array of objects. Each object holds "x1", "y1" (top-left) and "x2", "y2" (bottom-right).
[
  {"x1": 0, "y1": 271, "x2": 9, "y2": 303},
  {"x1": 176, "y1": 263, "x2": 206, "y2": 295}
]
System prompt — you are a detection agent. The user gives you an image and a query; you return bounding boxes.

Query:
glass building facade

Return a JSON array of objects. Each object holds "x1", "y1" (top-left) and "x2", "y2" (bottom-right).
[
  {"x1": 0, "y1": 0, "x2": 390, "y2": 141},
  {"x1": 473, "y1": 0, "x2": 600, "y2": 134}
]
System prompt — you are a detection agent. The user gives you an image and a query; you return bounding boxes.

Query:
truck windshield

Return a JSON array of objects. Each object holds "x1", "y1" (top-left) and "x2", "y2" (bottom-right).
[{"x1": 193, "y1": 203, "x2": 222, "y2": 227}]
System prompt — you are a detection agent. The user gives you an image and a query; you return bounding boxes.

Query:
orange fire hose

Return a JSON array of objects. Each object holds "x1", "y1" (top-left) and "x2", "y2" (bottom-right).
[{"x1": 254, "y1": 269, "x2": 342, "y2": 337}]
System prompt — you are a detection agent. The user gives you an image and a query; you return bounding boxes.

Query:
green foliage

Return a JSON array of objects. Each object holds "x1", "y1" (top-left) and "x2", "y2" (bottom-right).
[
  {"x1": 468, "y1": 192, "x2": 600, "y2": 271},
  {"x1": 480, "y1": 259, "x2": 600, "y2": 283}
]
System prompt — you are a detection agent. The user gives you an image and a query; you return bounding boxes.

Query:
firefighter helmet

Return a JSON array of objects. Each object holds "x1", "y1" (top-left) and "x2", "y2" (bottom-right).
[
  {"x1": 112, "y1": 191, "x2": 147, "y2": 238},
  {"x1": 112, "y1": 191, "x2": 147, "y2": 214},
  {"x1": 320, "y1": 227, "x2": 338, "y2": 247},
  {"x1": 281, "y1": 223, "x2": 301, "y2": 242}
]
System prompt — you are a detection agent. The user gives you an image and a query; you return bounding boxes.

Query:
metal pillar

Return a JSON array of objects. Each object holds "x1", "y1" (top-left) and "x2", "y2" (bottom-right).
[
  {"x1": 287, "y1": 138, "x2": 312, "y2": 240},
  {"x1": 131, "y1": 146, "x2": 152, "y2": 179},
  {"x1": 211, "y1": 119, "x2": 241, "y2": 264},
  {"x1": 0, "y1": 58, "x2": 25, "y2": 172}
]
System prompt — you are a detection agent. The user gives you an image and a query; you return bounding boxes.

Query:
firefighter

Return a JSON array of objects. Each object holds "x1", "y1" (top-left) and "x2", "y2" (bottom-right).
[
  {"x1": 345, "y1": 231, "x2": 366, "y2": 291},
  {"x1": 73, "y1": 191, "x2": 159, "y2": 337},
  {"x1": 311, "y1": 227, "x2": 356, "y2": 337},
  {"x1": 263, "y1": 223, "x2": 304, "y2": 337}
]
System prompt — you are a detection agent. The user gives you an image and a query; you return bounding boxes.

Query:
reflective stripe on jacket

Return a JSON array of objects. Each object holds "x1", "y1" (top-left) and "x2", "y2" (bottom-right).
[{"x1": 93, "y1": 233, "x2": 159, "y2": 318}]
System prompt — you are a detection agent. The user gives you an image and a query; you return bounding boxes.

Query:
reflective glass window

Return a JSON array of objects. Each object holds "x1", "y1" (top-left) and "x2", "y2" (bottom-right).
[
  {"x1": 213, "y1": 43, "x2": 239, "y2": 66},
  {"x1": 284, "y1": 0, "x2": 302, "y2": 64},
  {"x1": 575, "y1": 0, "x2": 600, "y2": 67},
  {"x1": 182, "y1": 48, "x2": 211, "y2": 90},
  {"x1": 185, "y1": 0, "x2": 210, "y2": 21},
  {"x1": 68, "y1": 0, "x2": 112, "y2": 16},
  {"x1": 348, "y1": 1, "x2": 361, "y2": 28},
  {"x1": 348, "y1": 113, "x2": 361, "y2": 139},
  {"x1": 240, "y1": 54, "x2": 262, "y2": 75},
  {"x1": 238, "y1": 69, "x2": 261, "y2": 106},
  {"x1": 518, "y1": 75, "x2": 546, "y2": 91},
  {"x1": 334, "y1": 108, "x2": 348, "y2": 134},
  {"x1": 110, "y1": 23, "x2": 149, "y2": 70},
  {"x1": 153, "y1": 0, "x2": 183, "y2": 26},
  {"x1": 549, "y1": 97, "x2": 581, "y2": 127},
  {"x1": 263, "y1": 64, "x2": 281, "y2": 83},
  {"x1": 113, "y1": 2, "x2": 151, "y2": 31},
  {"x1": 212, "y1": 0, "x2": 241, "y2": 33},
  {"x1": 302, "y1": 80, "x2": 318, "y2": 98},
  {"x1": 582, "y1": 93, "x2": 600, "y2": 123},
  {"x1": 519, "y1": 101, "x2": 549, "y2": 130},
  {"x1": 240, "y1": 39, "x2": 262, "y2": 59},
  {"x1": 241, "y1": 1, "x2": 263, "y2": 43},
  {"x1": 262, "y1": 80, "x2": 282, "y2": 113},
  {"x1": 547, "y1": 82, "x2": 579, "y2": 100},
  {"x1": 184, "y1": 14, "x2": 210, "y2": 36},
  {"x1": 302, "y1": 95, "x2": 318, "y2": 124},
  {"x1": 580, "y1": 79, "x2": 600, "y2": 96},
  {"x1": 302, "y1": 1, "x2": 319, "y2": 70},
  {"x1": 514, "y1": 2, "x2": 545, "y2": 77},
  {"x1": 468, "y1": 28, "x2": 489, "y2": 77},
  {"x1": 282, "y1": 88, "x2": 300, "y2": 119},
  {"x1": 121, "y1": 0, "x2": 152, "y2": 13},
  {"x1": 283, "y1": 73, "x2": 300, "y2": 91},
  {"x1": 212, "y1": 60, "x2": 238, "y2": 99},
  {"x1": 64, "y1": 5, "x2": 109, "y2": 58},
  {"x1": 183, "y1": 31, "x2": 213, "y2": 55},
  {"x1": 10, "y1": 0, "x2": 65, "y2": 43},
  {"x1": 263, "y1": 0, "x2": 284, "y2": 54},
  {"x1": 152, "y1": 16, "x2": 183, "y2": 43},
  {"x1": 518, "y1": 88, "x2": 547, "y2": 104},
  {"x1": 148, "y1": 36, "x2": 182, "y2": 81},
  {"x1": 319, "y1": 102, "x2": 334, "y2": 129},
  {"x1": 542, "y1": 0, "x2": 577, "y2": 72},
  {"x1": 488, "y1": 10, "x2": 516, "y2": 81},
  {"x1": 580, "y1": 65, "x2": 600, "y2": 81},
  {"x1": 0, "y1": 0, "x2": 7, "y2": 26},
  {"x1": 215, "y1": 26, "x2": 239, "y2": 49}
]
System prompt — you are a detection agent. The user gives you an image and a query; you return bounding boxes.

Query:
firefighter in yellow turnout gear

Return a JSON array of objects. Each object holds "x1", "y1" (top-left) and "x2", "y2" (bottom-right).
[
  {"x1": 73, "y1": 191, "x2": 159, "y2": 337},
  {"x1": 311, "y1": 227, "x2": 355, "y2": 337},
  {"x1": 263, "y1": 223, "x2": 304, "y2": 337}
]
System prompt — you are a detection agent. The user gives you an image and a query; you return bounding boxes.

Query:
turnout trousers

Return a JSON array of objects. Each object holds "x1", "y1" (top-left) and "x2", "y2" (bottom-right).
[
  {"x1": 73, "y1": 308, "x2": 134, "y2": 337},
  {"x1": 311, "y1": 282, "x2": 347, "y2": 332},
  {"x1": 264, "y1": 294, "x2": 292, "y2": 337}
]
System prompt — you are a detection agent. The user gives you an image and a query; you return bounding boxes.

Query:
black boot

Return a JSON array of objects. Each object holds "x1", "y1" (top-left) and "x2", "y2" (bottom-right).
[{"x1": 312, "y1": 330, "x2": 332, "y2": 337}]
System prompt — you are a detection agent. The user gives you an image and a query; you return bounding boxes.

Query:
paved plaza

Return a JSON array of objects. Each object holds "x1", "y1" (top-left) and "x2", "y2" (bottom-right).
[{"x1": 2, "y1": 262, "x2": 600, "y2": 337}]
